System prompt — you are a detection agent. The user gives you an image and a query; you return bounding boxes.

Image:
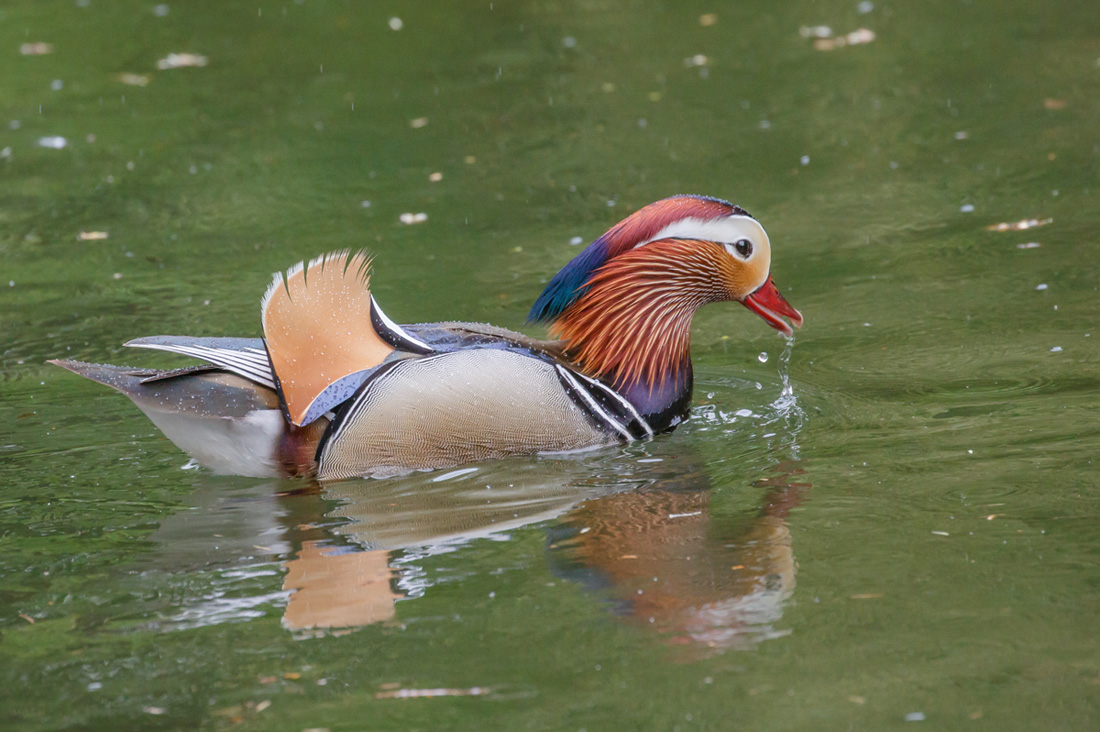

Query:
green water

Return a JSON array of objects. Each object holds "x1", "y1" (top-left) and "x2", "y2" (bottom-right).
[{"x1": 3, "y1": 1, "x2": 1099, "y2": 729}]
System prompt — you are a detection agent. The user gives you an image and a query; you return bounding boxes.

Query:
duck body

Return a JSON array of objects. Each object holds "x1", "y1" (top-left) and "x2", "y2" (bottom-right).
[{"x1": 53, "y1": 195, "x2": 801, "y2": 480}]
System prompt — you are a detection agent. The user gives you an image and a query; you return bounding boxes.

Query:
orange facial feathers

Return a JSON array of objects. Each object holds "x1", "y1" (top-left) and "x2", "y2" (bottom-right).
[{"x1": 261, "y1": 251, "x2": 394, "y2": 425}]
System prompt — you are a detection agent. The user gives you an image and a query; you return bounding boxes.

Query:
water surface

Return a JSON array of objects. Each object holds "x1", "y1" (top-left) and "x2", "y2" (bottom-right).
[{"x1": 2, "y1": 1, "x2": 1099, "y2": 730}]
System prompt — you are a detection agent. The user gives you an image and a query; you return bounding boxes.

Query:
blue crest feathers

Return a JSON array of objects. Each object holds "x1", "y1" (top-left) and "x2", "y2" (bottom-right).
[{"x1": 527, "y1": 238, "x2": 613, "y2": 323}]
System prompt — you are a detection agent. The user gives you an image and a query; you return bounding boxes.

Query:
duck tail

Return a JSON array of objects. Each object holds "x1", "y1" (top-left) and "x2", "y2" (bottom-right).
[{"x1": 48, "y1": 359, "x2": 292, "y2": 478}]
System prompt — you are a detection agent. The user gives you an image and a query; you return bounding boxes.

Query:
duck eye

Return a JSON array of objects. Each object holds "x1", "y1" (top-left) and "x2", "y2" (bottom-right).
[{"x1": 734, "y1": 239, "x2": 753, "y2": 258}]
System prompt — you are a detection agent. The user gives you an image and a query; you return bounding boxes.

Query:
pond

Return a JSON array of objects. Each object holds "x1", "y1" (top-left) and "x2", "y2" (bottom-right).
[{"x1": 2, "y1": 1, "x2": 1099, "y2": 730}]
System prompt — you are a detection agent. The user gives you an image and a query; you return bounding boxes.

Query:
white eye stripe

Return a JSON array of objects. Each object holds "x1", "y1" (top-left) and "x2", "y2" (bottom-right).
[{"x1": 632, "y1": 215, "x2": 765, "y2": 249}]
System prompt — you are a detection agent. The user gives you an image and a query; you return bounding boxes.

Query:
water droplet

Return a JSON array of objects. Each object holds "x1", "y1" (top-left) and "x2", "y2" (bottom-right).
[{"x1": 758, "y1": 352, "x2": 768, "y2": 363}]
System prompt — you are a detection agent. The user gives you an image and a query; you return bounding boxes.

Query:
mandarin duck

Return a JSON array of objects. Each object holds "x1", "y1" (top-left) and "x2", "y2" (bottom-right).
[{"x1": 51, "y1": 195, "x2": 802, "y2": 479}]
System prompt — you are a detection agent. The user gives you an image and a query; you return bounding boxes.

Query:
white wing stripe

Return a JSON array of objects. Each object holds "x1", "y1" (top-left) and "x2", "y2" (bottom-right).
[
  {"x1": 556, "y1": 366, "x2": 633, "y2": 442},
  {"x1": 370, "y1": 296, "x2": 433, "y2": 351},
  {"x1": 571, "y1": 371, "x2": 653, "y2": 438}
]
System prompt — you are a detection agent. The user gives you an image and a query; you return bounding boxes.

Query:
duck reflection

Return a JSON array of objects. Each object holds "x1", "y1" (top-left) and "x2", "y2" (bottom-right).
[{"x1": 148, "y1": 449, "x2": 810, "y2": 652}]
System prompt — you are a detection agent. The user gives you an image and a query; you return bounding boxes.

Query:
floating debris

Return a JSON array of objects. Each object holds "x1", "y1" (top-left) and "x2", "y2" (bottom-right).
[
  {"x1": 464, "y1": 155, "x2": 477, "y2": 164},
  {"x1": 905, "y1": 712, "x2": 926, "y2": 722},
  {"x1": 156, "y1": 53, "x2": 208, "y2": 70},
  {"x1": 118, "y1": 73, "x2": 151, "y2": 87},
  {"x1": 954, "y1": 131, "x2": 969, "y2": 140},
  {"x1": 809, "y1": 28, "x2": 876, "y2": 51},
  {"x1": 931, "y1": 531, "x2": 949, "y2": 536},
  {"x1": 143, "y1": 706, "x2": 166, "y2": 715},
  {"x1": 37, "y1": 136, "x2": 67, "y2": 149},
  {"x1": 77, "y1": 231, "x2": 109, "y2": 241},
  {"x1": 1016, "y1": 242, "x2": 1041, "y2": 249},
  {"x1": 375, "y1": 686, "x2": 492, "y2": 699},
  {"x1": 562, "y1": 36, "x2": 577, "y2": 49},
  {"x1": 388, "y1": 17, "x2": 404, "y2": 31},
  {"x1": 850, "y1": 593, "x2": 883, "y2": 599},
  {"x1": 858, "y1": 1, "x2": 875, "y2": 13},
  {"x1": 1036, "y1": 283, "x2": 1048, "y2": 291},
  {"x1": 20, "y1": 42, "x2": 54, "y2": 56},
  {"x1": 1050, "y1": 346, "x2": 1063, "y2": 353},
  {"x1": 409, "y1": 117, "x2": 429, "y2": 129},
  {"x1": 986, "y1": 217, "x2": 1052, "y2": 232},
  {"x1": 960, "y1": 204, "x2": 975, "y2": 213},
  {"x1": 569, "y1": 236, "x2": 584, "y2": 245},
  {"x1": 399, "y1": 212, "x2": 428, "y2": 224},
  {"x1": 428, "y1": 171, "x2": 443, "y2": 182},
  {"x1": 684, "y1": 54, "x2": 708, "y2": 67},
  {"x1": 1043, "y1": 98, "x2": 1067, "y2": 110},
  {"x1": 799, "y1": 25, "x2": 833, "y2": 39},
  {"x1": 699, "y1": 13, "x2": 718, "y2": 26}
]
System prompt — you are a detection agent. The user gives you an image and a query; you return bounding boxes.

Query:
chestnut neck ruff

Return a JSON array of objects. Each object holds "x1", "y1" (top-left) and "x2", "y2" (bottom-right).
[{"x1": 551, "y1": 239, "x2": 739, "y2": 392}]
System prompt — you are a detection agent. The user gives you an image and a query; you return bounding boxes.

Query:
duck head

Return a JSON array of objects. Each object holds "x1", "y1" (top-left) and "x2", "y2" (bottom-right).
[
  {"x1": 531, "y1": 195, "x2": 802, "y2": 420},
  {"x1": 529, "y1": 194, "x2": 801, "y2": 335}
]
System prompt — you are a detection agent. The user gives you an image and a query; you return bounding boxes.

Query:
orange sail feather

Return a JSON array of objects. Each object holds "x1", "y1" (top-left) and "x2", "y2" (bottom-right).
[{"x1": 261, "y1": 251, "x2": 394, "y2": 425}]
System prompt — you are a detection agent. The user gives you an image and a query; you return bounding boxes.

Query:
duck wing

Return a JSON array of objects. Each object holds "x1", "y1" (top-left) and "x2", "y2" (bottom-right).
[{"x1": 125, "y1": 336, "x2": 275, "y2": 388}]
